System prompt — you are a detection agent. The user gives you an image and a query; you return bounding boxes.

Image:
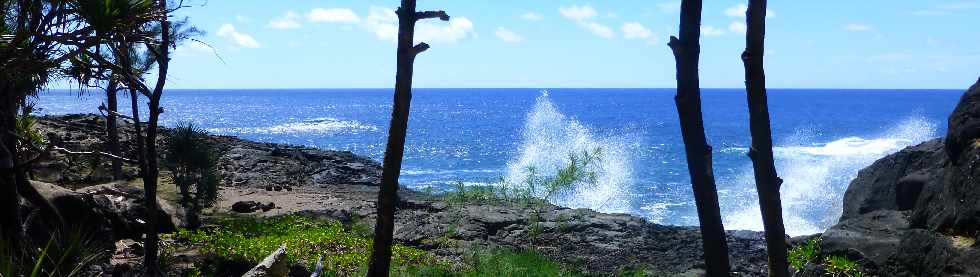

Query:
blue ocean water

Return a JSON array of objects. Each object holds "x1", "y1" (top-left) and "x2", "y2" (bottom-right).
[{"x1": 36, "y1": 88, "x2": 961, "y2": 235}]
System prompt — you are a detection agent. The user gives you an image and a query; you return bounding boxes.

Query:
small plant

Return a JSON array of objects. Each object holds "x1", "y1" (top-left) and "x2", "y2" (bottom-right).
[
  {"x1": 823, "y1": 255, "x2": 861, "y2": 277},
  {"x1": 788, "y1": 237, "x2": 821, "y2": 271},
  {"x1": 163, "y1": 123, "x2": 219, "y2": 230},
  {"x1": 527, "y1": 213, "x2": 543, "y2": 242}
]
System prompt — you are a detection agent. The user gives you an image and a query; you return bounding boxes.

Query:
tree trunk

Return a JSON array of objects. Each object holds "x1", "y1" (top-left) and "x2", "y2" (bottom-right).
[
  {"x1": 106, "y1": 79, "x2": 123, "y2": 180},
  {"x1": 367, "y1": 2, "x2": 448, "y2": 276},
  {"x1": 668, "y1": 0, "x2": 732, "y2": 276},
  {"x1": 742, "y1": 1, "x2": 789, "y2": 276},
  {"x1": 142, "y1": 2, "x2": 171, "y2": 274},
  {"x1": 0, "y1": 96, "x2": 21, "y2": 245}
]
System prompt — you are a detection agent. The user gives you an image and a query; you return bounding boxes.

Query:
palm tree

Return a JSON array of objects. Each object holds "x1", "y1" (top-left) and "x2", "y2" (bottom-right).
[
  {"x1": 741, "y1": 0, "x2": 789, "y2": 276},
  {"x1": 367, "y1": 1, "x2": 449, "y2": 276},
  {"x1": 668, "y1": 0, "x2": 732, "y2": 275}
]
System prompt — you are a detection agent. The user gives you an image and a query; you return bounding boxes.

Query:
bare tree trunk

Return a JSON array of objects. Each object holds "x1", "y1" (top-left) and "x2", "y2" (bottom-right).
[
  {"x1": 742, "y1": 1, "x2": 789, "y2": 276},
  {"x1": 106, "y1": 79, "x2": 123, "y2": 180},
  {"x1": 142, "y1": 1, "x2": 171, "y2": 274},
  {"x1": 668, "y1": 0, "x2": 732, "y2": 275},
  {"x1": 367, "y1": 1, "x2": 448, "y2": 276}
]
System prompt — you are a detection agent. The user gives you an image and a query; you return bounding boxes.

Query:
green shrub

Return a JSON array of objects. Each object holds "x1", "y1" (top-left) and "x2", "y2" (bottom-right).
[
  {"x1": 443, "y1": 147, "x2": 603, "y2": 209},
  {"x1": 788, "y1": 237, "x2": 820, "y2": 271},
  {"x1": 824, "y1": 255, "x2": 861, "y2": 277}
]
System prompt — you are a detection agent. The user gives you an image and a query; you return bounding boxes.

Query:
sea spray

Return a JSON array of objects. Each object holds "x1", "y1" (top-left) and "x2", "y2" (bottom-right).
[
  {"x1": 722, "y1": 116, "x2": 938, "y2": 236},
  {"x1": 504, "y1": 92, "x2": 634, "y2": 213}
]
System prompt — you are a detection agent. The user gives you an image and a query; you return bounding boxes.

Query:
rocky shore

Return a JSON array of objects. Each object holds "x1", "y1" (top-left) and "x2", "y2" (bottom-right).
[
  {"x1": 27, "y1": 114, "x2": 772, "y2": 276},
  {"x1": 20, "y1": 77, "x2": 980, "y2": 277}
]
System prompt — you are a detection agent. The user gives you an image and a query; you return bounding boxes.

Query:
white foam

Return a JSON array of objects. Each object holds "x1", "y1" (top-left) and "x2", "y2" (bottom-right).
[
  {"x1": 503, "y1": 92, "x2": 634, "y2": 213},
  {"x1": 209, "y1": 117, "x2": 378, "y2": 135},
  {"x1": 723, "y1": 116, "x2": 938, "y2": 236}
]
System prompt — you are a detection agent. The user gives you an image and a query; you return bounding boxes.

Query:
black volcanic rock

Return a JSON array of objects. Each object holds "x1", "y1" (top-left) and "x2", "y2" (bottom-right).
[
  {"x1": 839, "y1": 138, "x2": 947, "y2": 221},
  {"x1": 817, "y1": 78, "x2": 980, "y2": 277},
  {"x1": 945, "y1": 77, "x2": 980, "y2": 163}
]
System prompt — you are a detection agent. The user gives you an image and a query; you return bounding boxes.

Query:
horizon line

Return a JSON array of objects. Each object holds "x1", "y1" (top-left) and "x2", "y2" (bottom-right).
[{"x1": 44, "y1": 87, "x2": 967, "y2": 91}]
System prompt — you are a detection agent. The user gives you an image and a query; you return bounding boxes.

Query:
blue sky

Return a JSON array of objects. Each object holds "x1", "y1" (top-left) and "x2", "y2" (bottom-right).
[{"x1": 158, "y1": 0, "x2": 978, "y2": 89}]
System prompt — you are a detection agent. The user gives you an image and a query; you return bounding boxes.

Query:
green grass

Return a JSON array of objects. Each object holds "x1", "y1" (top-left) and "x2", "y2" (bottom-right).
[
  {"x1": 391, "y1": 248, "x2": 589, "y2": 277},
  {"x1": 172, "y1": 215, "x2": 592, "y2": 276},
  {"x1": 172, "y1": 215, "x2": 447, "y2": 275}
]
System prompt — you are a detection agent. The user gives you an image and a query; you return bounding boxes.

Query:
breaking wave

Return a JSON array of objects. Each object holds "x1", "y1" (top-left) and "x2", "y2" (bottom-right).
[
  {"x1": 722, "y1": 116, "x2": 938, "y2": 235},
  {"x1": 503, "y1": 92, "x2": 635, "y2": 214}
]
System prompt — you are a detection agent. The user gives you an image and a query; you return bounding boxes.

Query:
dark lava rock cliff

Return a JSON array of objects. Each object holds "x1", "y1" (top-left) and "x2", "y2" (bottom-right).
[{"x1": 815, "y1": 78, "x2": 980, "y2": 277}]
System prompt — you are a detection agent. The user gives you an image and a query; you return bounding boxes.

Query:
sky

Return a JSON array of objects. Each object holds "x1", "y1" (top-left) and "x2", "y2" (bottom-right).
[{"x1": 153, "y1": 0, "x2": 979, "y2": 89}]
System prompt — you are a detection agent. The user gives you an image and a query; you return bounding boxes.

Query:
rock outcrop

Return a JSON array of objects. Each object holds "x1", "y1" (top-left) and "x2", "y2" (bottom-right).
[
  {"x1": 22, "y1": 181, "x2": 180, "y2": 243},
  {"x1": 817, "y1": 78, "x2": 980, "y2": 276}
]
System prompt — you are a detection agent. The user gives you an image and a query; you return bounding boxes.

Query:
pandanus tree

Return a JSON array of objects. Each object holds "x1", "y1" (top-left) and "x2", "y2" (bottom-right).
[
  {"x1": 668, "y1": 0, "x2": 732, "y2": 275},
  {"x1": 741, "y1": 0, "x2": 789, "y2": 276},
  {"x1": 162, "y1": 123, "x2": 218, "y2": 230},
  {"x1": 0, "y1": 0, "x2": 114, "y2": 246},
  {"x1": 367, "y1": 0, "x2": 449, "y2": 275}
]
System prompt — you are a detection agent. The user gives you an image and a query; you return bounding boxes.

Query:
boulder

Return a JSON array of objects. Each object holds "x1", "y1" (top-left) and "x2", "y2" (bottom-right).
[
  {"x1": 839, "y1": 139, "x2": 947, "y2": 221},
  {"x1": 820, "y1": 210, "x2": 911, "y2": 266},
  {"x1": 232, "y1": 201, "x2": 275, "y2": 213},
  {"x1": 75, "y1": 182, "x2": 181, "y2": 239},
  {"x1": 23, "y1": 181, "x2": 179, "y2": 242}
]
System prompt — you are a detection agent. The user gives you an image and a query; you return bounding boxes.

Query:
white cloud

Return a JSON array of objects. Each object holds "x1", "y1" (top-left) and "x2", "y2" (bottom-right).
[
  {"x1": 621, "y1": 22, "x2": 652, "y2": 39},
  {"x1": 844, "y1": 23, "x2": 873, "y2": 32},
  {"x1": 559, "y1": 5, "x2": 598, "y2": 21},
  {"x1": 495, "y1": 27, "x2": 524, "y2": 43},
  {"x1": 724, "y1": 3, "x2": 776, "y2": 18},
  {"x1": 559, "y1": 5, "x2": 615, "y2": 39},
  {"x1": 701, "y1": 25, "x2": 725, "y2": 36},
  {"x1": 217, "y1": 24, "x2": 261, "y2": 48},
  {"x1": 728, "y1": 21, "x2": 747, "y2": 34},
  {"x1": 365, "y1": 7, "x2": 398, "y2": 41},
  {"x1": 268, "y1": 11, "x2": 302, "y2": 29},
  {"x1": 363, "y1": 7, "x2": 474, "y2": 44},
  {"x1": 521, "y1": 12, "x2": 543, "y2": 21},
  {"x1": 582, "y1": 22, "x2": 614, "y2": 38},
  {"x1": 308, "y1": 8, "x2": 360, "y2": 23},
  {"x1": 415, "y1": 17, "x2": 476, "y2": 44}
]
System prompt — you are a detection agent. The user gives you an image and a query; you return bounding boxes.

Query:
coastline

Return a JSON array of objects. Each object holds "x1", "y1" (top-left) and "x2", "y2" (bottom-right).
[{"x1": 33, "y1": 113, "x2": 776, "y2": 275}]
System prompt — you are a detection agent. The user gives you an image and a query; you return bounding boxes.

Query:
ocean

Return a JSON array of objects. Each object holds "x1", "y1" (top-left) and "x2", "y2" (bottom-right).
[{"x1": 36, "y1": 88, "x2": 962, "y2": 236}]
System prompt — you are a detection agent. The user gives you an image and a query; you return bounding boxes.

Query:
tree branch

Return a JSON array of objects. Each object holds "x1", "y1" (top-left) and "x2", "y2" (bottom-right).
[
  {"x1": 415, "y1": 10, "x2": 450, "y2": 21},
  {"x1": 52, "y1": 146, "x2": 138, "y2": 164},
  {"x1": 411, "y1": 42, "x2": 430, "y2": 55}
]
